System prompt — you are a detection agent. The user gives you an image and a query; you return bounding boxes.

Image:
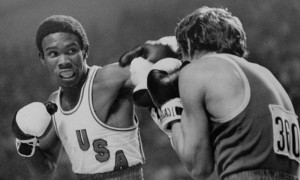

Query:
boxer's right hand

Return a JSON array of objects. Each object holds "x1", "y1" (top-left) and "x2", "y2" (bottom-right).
[
  {"x1": 119, "y1": 36, "x2": 180, "y2": 67},
  {"x1": 12, "y1": 101, "x2": 57, "y2": 157},
  {"x1": 119, "y1": 36, "x2": 180, "y2": 107}
]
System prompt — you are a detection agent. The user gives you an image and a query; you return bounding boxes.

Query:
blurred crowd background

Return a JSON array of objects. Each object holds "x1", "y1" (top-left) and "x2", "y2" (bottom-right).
[{"x1": 1, "y1": 0, "x2": 300, "y2": 179}]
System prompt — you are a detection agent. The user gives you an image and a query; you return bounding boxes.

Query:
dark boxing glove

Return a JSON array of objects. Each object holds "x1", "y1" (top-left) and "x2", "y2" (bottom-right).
[
  {"x1": 147, "y1": 58, "x2": 188, "y2": 137},
  {"x1": 120, "y1": 36, "x2": 180, "y2": 107},
  {"x1": 12, "y1": 101, "x2": 57, "y2": 157},
  {"x1": 119, "y1": 36, "x2": 180, "y2": 67}
]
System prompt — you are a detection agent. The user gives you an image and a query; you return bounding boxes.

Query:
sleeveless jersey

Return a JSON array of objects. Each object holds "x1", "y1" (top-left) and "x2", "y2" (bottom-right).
[
  {"x1": 52, "y1": 66, "x2": 145, "y2": 174},
  {"x1": 208, "y1": 54, "x2": 300, "y2": 179}
]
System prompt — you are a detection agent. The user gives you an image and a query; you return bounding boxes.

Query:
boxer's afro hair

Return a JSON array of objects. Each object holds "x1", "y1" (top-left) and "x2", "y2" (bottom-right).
[{"x1": 36, "y1": 15, "x2": 89, "y2": 56}]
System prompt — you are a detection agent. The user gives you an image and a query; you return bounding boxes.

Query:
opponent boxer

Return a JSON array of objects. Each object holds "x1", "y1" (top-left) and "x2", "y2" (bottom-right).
[{"x1": 146, "y1": 6, "x2": 300, "y2": 180}]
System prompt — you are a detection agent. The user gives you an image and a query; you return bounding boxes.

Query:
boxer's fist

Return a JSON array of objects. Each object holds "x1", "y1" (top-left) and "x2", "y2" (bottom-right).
[
  {"x1": 12, "y1": 102, "x2": 57, "y2": 139},
  {"x1": 147, "y1": 58, "x2": 186, "y2": 135},
  {"x1": 12, "y1": 101, "x2": 57, "y2": 157},
  {"x1": 119, "y1": 36, "x2": 180, "y2": 67},
  {"x1": 122, "y1": 36, "x2": 180, "y2": 107}
]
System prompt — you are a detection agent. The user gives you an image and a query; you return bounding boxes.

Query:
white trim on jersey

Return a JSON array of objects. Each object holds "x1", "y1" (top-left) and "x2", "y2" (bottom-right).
[
  {"x1": 87, "y1": 66, "x2": 138, "y2": 131},
  {"x1": 208, "y1": 54, "x2": 251, "y2": 123}
]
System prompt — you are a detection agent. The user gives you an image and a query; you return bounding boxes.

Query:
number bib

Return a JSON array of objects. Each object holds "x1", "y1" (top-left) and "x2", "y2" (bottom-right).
[{"x1": 269, "y1": 105, "x2": 300, "y2": 163}]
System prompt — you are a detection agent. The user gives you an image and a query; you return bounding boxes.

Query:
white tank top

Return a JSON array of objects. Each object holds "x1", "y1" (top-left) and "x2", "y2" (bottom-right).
[{"x1": 52, "y1": 66, "x2": 145, "y2": 174}]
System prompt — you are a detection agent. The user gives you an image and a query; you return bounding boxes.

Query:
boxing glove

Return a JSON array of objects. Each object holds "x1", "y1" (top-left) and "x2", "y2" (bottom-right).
[
  {"x1": 130, "y1": 57, "x2": 154, "y2": 107},
  {"x1": 121, "y1": 36, "x2": 180, "y2": 107},
  {"x1": 119, "y1": 36, "x2": 180, "y2": 67},
  {"x1": 12, "y1": 101, "x2": 57, "y2": 157},
  {"x1": 147, "y1": 58, "x2": 189, "y2": 136}
]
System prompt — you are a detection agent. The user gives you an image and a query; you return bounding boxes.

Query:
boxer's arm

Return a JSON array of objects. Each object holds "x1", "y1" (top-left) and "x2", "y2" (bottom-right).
[{"x1": 174, "y1": 64, "x2": 214, "y2": 179}]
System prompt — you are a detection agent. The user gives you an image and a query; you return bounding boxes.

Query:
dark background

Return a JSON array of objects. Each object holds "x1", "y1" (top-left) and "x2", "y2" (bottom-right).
[{"x1": 1, "y1": 0, "x2": 300, "y2": 179}]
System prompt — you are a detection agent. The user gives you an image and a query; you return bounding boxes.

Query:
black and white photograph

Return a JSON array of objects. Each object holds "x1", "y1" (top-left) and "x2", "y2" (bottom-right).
[{"x1": 1, "y1": 0, "x2": 300, "y2": 179}]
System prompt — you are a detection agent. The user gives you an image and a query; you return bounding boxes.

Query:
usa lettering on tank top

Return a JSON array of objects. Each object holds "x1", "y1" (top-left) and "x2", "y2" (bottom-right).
[{"x1": 52, "y1": 66, "x2": 145, "y2": 174}]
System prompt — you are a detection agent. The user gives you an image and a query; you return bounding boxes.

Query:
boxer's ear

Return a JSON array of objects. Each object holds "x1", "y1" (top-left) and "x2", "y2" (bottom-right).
[{"x1": 83, "y1": 45, "x2": 89, "y2": 59}]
